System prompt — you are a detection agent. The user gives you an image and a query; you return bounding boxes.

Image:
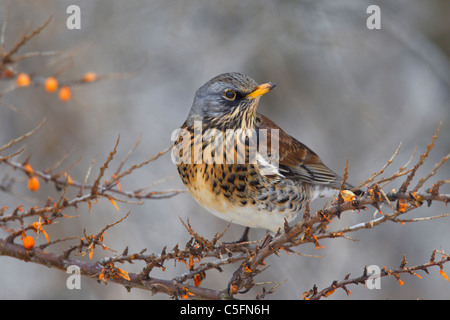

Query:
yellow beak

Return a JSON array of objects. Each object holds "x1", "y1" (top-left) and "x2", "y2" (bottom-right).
[{"x1": 245, "y1": 82, "x2": 276, "y2": 100}]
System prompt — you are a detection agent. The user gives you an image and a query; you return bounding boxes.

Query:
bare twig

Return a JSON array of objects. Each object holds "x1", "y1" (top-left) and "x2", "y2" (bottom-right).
[
  {"x1": 91, "y1": 135, "x2": 120, "y2": 195},
  {"x1": 2, "y1": 16, "x2": 52, "y2": 65},
  {"x1": 0, "y1": 119, "x2": 45, "y2": 154},
  {"x1": 400, "y1": 121, "x2": 442, "y2": 193}
]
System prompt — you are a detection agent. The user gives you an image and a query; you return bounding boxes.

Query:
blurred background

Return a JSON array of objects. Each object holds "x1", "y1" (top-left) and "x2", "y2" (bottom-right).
[{"x1": 0, "y1": 0, "x2": 449, "y2": 299}]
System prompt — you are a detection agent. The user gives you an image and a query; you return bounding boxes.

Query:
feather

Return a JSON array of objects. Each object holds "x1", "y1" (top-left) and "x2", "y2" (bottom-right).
[{"x1": 256, "y1": 113, "x2": 346, "y2": 189}]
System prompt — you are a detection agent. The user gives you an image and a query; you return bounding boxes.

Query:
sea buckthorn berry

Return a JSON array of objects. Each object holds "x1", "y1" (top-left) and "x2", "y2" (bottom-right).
[
  {"x1": 23, "y1": 236, "x2": 35, "y2": 249},
  {"x1": 28, "y1": 176, "x2": 40, "y2": 192},
  {"x1": 16, "y1": 73, "x2": 31, "y2": 87},
  {"x1": 45, "y1": 77, "x2": 59, "y2": 93},
  {"x1": 59, "y1": 86, "x2": 72, "y2": 101}
]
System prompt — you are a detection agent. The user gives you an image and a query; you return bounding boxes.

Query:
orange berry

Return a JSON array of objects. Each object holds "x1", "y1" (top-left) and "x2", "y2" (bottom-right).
[
  {"x1": 82, "y1": 72, "x2": 97, "y2": 83},
  {"x1": 24, "y1": 163, "x2": 34, "y2": 174},
  {"x1": 59, "y1": 86, "x2": 72, "y2": 101},
  {"x1": 16, "y1": 73, "x2": 31, "y2": 87},
  {"x1": 28, "y1": 176, "x2": 40, "y2": 192},
  {"x1": 23, "y1": 236, "x2": 35, "y2": 249},
  {"x1": 44, "y1": 77, "x2": 59, "y2": 93}
]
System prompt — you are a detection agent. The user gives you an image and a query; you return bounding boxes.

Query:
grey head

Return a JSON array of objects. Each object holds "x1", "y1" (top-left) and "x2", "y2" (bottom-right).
[{"x1": 184, "y1": 72, "x2": 264, "y2": 127}]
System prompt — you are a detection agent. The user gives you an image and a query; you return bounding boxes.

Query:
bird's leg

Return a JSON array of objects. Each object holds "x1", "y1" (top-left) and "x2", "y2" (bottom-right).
[
  {"x1": 223, "y1": 227, "x2": 250, "y2": 246},
  {"x1": 237, "y1": 227, "x2": 250, "y2": 243}
]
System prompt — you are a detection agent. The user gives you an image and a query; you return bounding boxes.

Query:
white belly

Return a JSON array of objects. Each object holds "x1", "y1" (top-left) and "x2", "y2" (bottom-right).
[{"x1": 189, "y1": 176, "x2": 296, "y2": 232}]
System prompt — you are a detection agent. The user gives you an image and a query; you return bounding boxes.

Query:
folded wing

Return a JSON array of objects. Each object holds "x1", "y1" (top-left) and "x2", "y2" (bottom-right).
[{"x1": 256, "y1": 113, "x2": 350, "y2": 189}]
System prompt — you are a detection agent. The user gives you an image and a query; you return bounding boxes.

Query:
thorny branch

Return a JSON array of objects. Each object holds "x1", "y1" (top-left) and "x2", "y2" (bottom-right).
[
  {"x1": 304, "y1": 250, "x2": 450, "y2": 300},
  {"x1": 0, "y1": 116, "x2": 448, "y2": 300}
]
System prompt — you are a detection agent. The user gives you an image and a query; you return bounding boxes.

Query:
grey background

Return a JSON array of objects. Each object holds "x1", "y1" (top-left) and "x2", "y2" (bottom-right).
[{"x1": 0, "y1": 0, "x2": 449, "y2": 299}]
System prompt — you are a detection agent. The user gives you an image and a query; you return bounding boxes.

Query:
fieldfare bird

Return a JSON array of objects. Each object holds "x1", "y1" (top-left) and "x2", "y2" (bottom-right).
[{"x1": 174, "y1": 72, "x2": 354, "y2": 233}]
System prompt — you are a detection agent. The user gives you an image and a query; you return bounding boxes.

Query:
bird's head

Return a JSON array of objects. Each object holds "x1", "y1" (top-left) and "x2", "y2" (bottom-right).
[{"x1": 185, "y1": 72, "x2": 276, "y2": 129}]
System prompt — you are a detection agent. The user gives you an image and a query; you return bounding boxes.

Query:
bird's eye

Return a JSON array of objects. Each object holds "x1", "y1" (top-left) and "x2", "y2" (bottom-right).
[{"x1": 224, "y1": 90, "x2": 237, "y2": 100}]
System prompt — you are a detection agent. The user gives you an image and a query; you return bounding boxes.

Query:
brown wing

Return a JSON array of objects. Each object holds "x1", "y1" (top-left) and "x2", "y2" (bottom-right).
[{"x1": 256, "y1": 113, "x2": 347, "y2": 189}]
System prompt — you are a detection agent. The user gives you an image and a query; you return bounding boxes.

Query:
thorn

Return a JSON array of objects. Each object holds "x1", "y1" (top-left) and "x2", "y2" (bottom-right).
[
  {"x1": 335, "y1": 207, "x2": 342, "y2": 219},
  {"x1": 283, "y1": 218, "x2": 291, "y2": 234}
]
